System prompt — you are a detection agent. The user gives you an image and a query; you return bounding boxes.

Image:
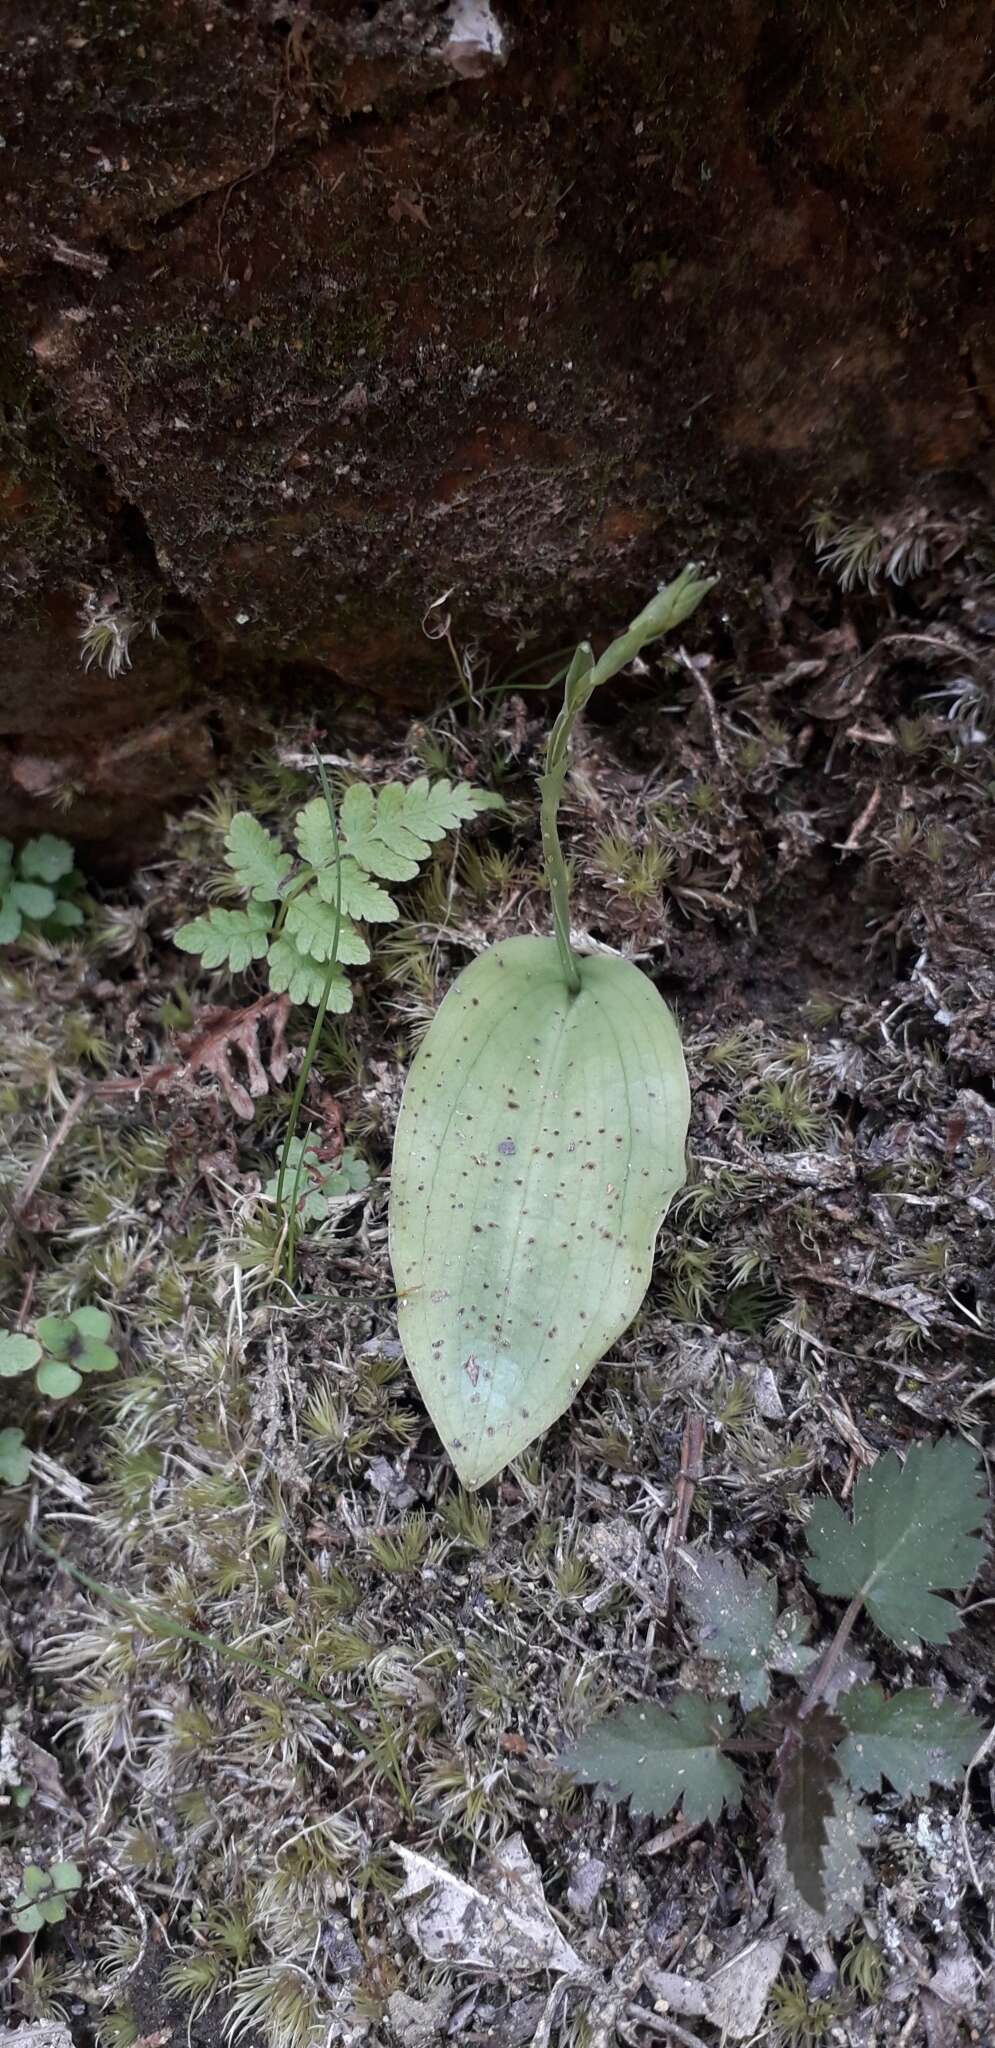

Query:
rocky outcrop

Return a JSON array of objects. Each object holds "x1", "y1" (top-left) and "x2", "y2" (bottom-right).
[{"x1": 2, "y1": 1, "x2": 993, "y2": 842}]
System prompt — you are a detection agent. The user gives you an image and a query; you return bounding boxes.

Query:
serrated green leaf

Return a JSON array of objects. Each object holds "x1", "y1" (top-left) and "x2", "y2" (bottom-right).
[
  {"x1": 173, "y1": 903, "x2": 272, "y2": 972},
  {"x1": 0, "y1": 1427, "x2": 31, "y2": 1486},
  {"x1": 224, "y1": 812, "x2": 292, "y2": 902},
  {"x1": 283, "y1": 890, "x2": 370, "y2": 965},
  {"x1": 267, "y1": 934, "x2": 354, "y2": 1010},
  {"x1": 0, "y1": 1332, "x2": 43, "y2": 1377},
  {"x1": 678, "y1": 1548, "x2": 782, "y2": 1709},
  {"x1": 71, "y1": 1307, "x2": 112, "y2": 1342},
  {"x1": 562, "y1": 1696, "x2": 742, "y2": 1826},
  {"x1": 51, "y1": 1860, "x2": 82, "y2": 1892},
  {"x1": 390, "y1": 936, "x2": 689, "y2": 1488},
  {"x1": 838, "y1": 1684, "x2": 981, "y2": 1796},
  {"x1": 770, "y1": 1780, "x2": 873, "y2": 1941},
  {"x1": 295, "y1": 803, "x2": 401, "y2": 921},
  {"x1": 18, "y1": 834, "x2": 75, "y2": 883},
  {"x1": 339, "y1": 783, "x2": 419, "y2": 881},
  {"x1": 775, "y1": 1705, "x2": 845, "y2": 1917},
  {"x1": 0, "y1": 886, "x2": 22, "y2": 944},
  {"x1": 375, "y1": 776, "x2": 502, "y2": 863},
  {"x1": 12, "y1": 879, "x2": 55, "y2": 921},
  {"x1": 805, "y1": 1439, "x2": 986, "y2": 1650},
  {"x1": 36, "y1": 1360, "x2": 82, "y2": 1400},
  {"x1": 315, "y1": 857, "x2": 398, "y2": 923},
  {"x1": 34, "y1": 1315, "x2": 74, "y2": 1357}
]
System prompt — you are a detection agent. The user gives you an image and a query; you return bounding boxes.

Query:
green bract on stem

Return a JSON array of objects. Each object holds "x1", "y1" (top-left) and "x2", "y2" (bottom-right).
[{"x1": 538, "y1": 563, "x2": 717, "y2": 994}]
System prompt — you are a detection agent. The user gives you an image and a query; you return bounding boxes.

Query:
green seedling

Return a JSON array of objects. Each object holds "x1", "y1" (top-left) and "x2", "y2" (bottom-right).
[
  {"x1": 562, "y1": 1438, "x2": 986, "y2": 1936},
  {"x1": 174, "y1": 776, "x2": 503, "y2": 1014},
  {"x1": 263, "y1": 1139, "x2": 370, "y2": 1226},
  {"x1": 390, "y1": 567, "x2": 714, "y2": 1488},
  {"x1": 12, "y1": 1860, "x2": 82, "y2": 1934},
  {"x1": 0, "y1": 1425, "x2": 31, "y2": 1486},
  {"x1": 0, "y1": 835, "x2": 85, "y2": 946},
  {"x1": 0, "y1": 1308, "x2": 119, "y2": 1399}
]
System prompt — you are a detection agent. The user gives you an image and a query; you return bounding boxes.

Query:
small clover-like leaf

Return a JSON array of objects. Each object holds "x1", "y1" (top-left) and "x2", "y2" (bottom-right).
[
  {"x1": 224, "y1": 812, "x2": 292, "y2": 902},
  {"x1": 0, "y1": 1332, "x2": 43, "y2": 1377},
  {"x1": 50, "y1": 1861, "x2": 82, "y2": 1892},
  {"x1": 19, "y1": 835, "x2": 75, "y2": 884},
  {"x1": 34, "y1": 1315, "x2": 75, "y2": 1357},
  {"x1": 283, "y1": 891, "x2": 370, "y2": 965},
  {"x1": 14, "y1": 1902, "x2": 45, "y2": 1933},
  {"x1": 44, "y1": 898, "x2": 85, "y2": 929},
  {"x1": 70, "y1": 1307, "x2": 112, "y2": 1343},
  {"x1": 12, "y1": 879, "x2": 56, "y2": 921},
  {"x1": 174, "y1": 903, "x2": 272, "y2": 972},
  {"x1": 775, "y1": 1705, "x2": 845, "y2": 1918},
  {"x1": 678, "y1": 1548, "x2": 785, "y2": 1709},
  {"x1": 21, "y1": 1865, "x2": 49, "y2": 1898},
  {"x1": 0, "y1": 1427, "x2": 31, "y2": 1486},
  {"x1": 562, "y1": 1695, "x2": 743, "y2": 1826},
  {"x1": 36, "y1": 1360, "x2": 82, "y2": 1400},
  {"x1": 75, "y1": 1340, "x2": 119, "y2": 1375},
  {"x1": 837, "y1": 1684, "x2": 982, "y2": 1797},
  {"x1": 805, "y1": 1438, "x2": 987, "y2": 1650},
  {"x1": 267, "y1": 935, "x2": 353, "y2": 1010}
]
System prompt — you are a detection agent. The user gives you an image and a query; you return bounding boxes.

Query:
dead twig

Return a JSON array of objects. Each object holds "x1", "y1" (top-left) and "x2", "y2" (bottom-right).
[
  {"x1": 0, "y1": 1086, "x2": 90, "y2": 1252},
  {"x1": 663, "y1": 1412, "x2": 705, "y2": 1614}
]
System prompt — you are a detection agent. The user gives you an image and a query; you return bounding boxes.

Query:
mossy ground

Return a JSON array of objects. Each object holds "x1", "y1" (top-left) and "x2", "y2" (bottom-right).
[{"x1": 1, "y1": 520, "x2": 994, "y2": 2047}]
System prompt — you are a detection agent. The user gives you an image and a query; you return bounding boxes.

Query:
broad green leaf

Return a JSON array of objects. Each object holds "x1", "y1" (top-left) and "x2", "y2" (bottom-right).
[
  {"x1": 678, "y1": 1549, "x2": 813, "y2": 1709},
  {"x1": 562, "y1": 1696, "x2": 742, "y2": 1825},
  {"x1": 224, "y1": 812, "x2": 292, "y2": 901},
  {"x1": 36, "y1": 1360, "x2": 82, "y2": 1400},
  {"x1": 0, "y1": 1332, "x2": 42, "y2": 1377},
  {"x1": 0, "y1": 1427, "x2": 31, "y2": 1486},
  {"x1": 267, "y1": 934, "x2": 353, "y2": 1010},
  {"x1": 340, "y1": 783, "x2": 419, "y2": 881},
  {"x1": 805, "y1": 1439, "x2": 986, "y2": 1649},
  {"x1": 0, "y1": 887, "x2": 21, "y2": 944},
  {"x1": 34, "y1": 1315, "x2": 75, "y2": 1358},
  {"x1": 19, "y1": 834, "x2": 75, "y2": 883},
  {"x1": 838, "y1": 1684, "x2": 981, "y2": 1796},
  {"x1": 390, "y1": 936, "x2": 689, "y2": 1488},
  {"x1": 70, "y1": 1307, "x2": 112, "y2": 1343},
  {"x1": 775, "y1": 1705, "x2": 845, "y2": 1917},
  {"x1": 174, "y1": 903, "x2": 271, "y2": 971},
  {"x1": 12, "y1": 879, "x2": 55, "y2": 921},
  {"x1": 283, "y1": 890, "x2": 371, "y2": 965},
  {"x1": 315, "y1": 857, "x2": 398, "y2": 923}
]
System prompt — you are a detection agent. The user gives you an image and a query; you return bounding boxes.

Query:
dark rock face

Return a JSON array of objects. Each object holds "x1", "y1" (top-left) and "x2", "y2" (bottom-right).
[{"x1": 2, "y1": 1, "x2": 993, "y2": 842}]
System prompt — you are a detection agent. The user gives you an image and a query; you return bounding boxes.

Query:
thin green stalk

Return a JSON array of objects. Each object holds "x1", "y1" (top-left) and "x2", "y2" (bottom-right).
[
  {"x1": 276, "y1": 757, "x2": 343, "y2": 1283},
  {"x1": 536, "y1": 565, "x2": 717, "y2": 996}
]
